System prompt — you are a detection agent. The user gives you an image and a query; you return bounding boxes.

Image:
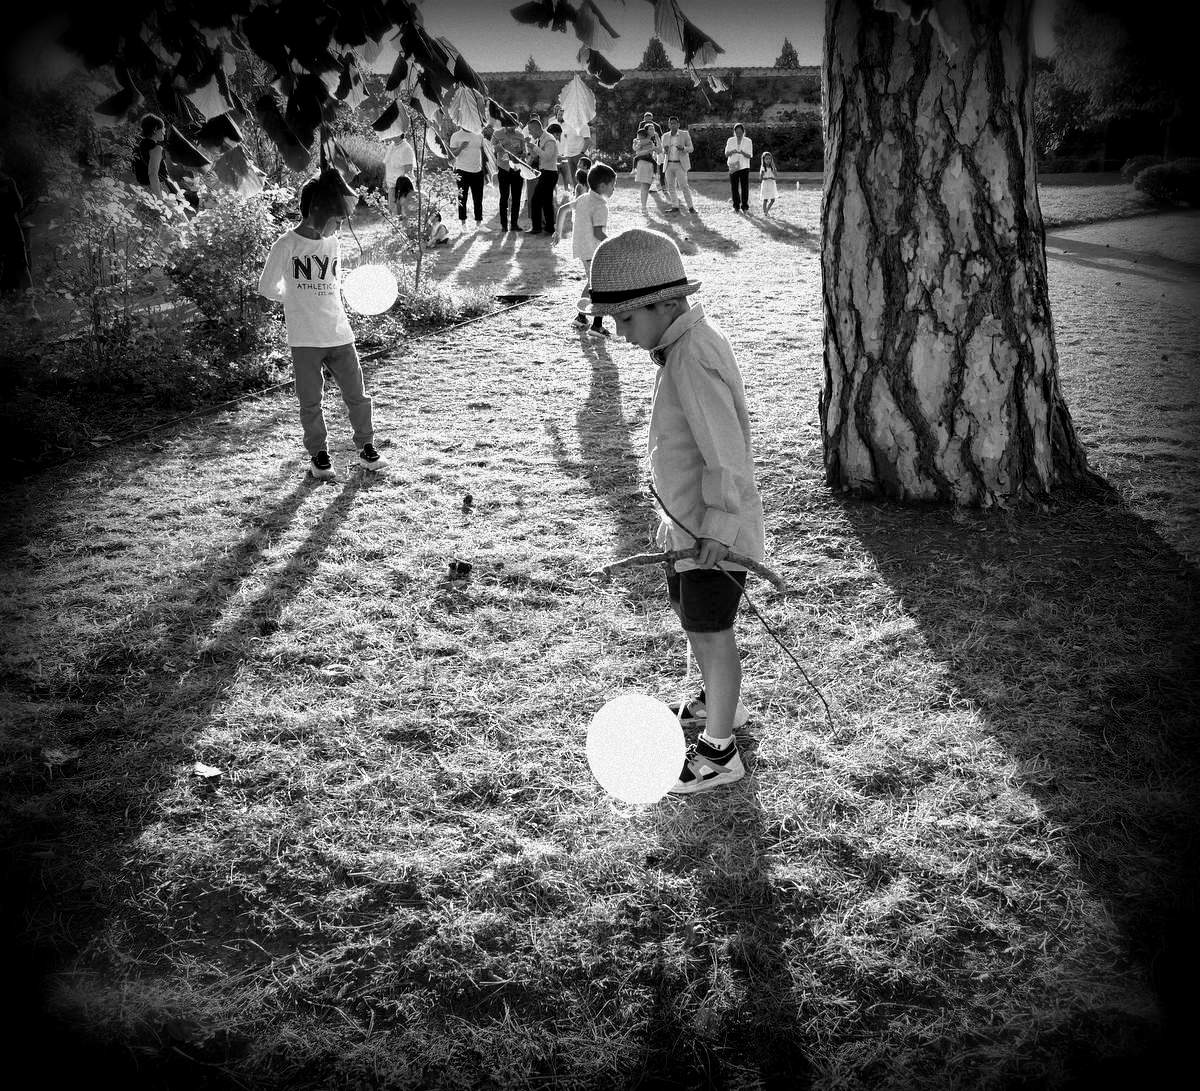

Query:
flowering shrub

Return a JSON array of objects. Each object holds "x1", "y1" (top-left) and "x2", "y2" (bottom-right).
[{"x1": 166, "y1": 183, "x2": 286, "y2": 348}]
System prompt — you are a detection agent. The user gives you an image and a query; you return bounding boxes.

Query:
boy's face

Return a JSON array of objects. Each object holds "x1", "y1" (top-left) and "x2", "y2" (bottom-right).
[
  {"x1": 613, "y1": 299, "x2": 685, "y2": 350},
  {"x1": 595, "y1": 180, "x2": 615, "y2": 199}
]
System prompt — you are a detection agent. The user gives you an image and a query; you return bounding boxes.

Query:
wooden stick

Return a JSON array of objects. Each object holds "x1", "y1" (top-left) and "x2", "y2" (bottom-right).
[{"x1": 595, "y1": 548, "x2": 787, "y2": 591}]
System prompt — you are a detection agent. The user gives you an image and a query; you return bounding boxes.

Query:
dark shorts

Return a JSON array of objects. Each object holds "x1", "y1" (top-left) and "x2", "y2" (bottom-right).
[
  {"x1": 394, "y1": 177, "x2": 414, "y2": 199},
  {"x1": 667, "y1": 568, "x2": 748, "y2": 633}
]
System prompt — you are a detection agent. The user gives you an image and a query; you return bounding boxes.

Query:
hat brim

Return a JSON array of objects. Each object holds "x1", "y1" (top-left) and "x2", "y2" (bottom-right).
[{"x1": 581, "y1": 279, "x2": 702, "y2": 316}]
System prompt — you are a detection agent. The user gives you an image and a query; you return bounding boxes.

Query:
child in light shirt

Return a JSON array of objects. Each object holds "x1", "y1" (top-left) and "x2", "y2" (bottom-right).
[
  {"x1": 554, "y1": 163, "x2": 617, "y2": 340},
  {"x1": 584, "y1": 228, "x2": 765, "y2": 795},
  {"x1": 257, "y1": 171, "x2": 386, "y2": 479}
]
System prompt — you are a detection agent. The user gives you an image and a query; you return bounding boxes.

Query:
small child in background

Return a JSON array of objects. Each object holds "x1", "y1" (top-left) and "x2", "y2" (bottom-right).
[
  {"x1": 424, "y1": 210, "x2": 450, "y2": 248},
  {"x1": 759, "y1": 152, "x2": 778, "y2": 216},
  {"x1": 557, "y1": 155, "x2": 594, "y2": 237},
  {"x1": 583, "y1": 228, "x2": 765, "y2": 794},
  {"x1": 553, "y1": 162, "x2": 617, "y2": 340},
  {"x1": 574, "y1": 156, "x2": 593, "y2": 197},
  {"x1": 257, "y1": 171, "x2": 386, "y2": 479}
]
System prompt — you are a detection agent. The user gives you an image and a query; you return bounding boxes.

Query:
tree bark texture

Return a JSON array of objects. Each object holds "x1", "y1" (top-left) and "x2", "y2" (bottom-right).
[{"x1": 820, "y1": 0, "x2": 1094, "y2": 504}]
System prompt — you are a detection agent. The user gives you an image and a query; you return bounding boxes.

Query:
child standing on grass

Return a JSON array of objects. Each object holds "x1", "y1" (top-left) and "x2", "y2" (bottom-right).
[
  {"x1": 257, "y1": 172, "x2": 386, "y2": 480},
  {"x1": 759, "y1": 152, "x2": 778, "y2": 215},
  {"x1": 584, "y1": 228, "x2": 765, "y2": 795},
  {"x1": 554, "y1": 162, "x2": 617, "y2": 340}
]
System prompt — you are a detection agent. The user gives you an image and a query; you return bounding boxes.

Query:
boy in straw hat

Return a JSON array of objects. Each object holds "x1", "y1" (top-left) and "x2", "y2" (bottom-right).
[{"x1": 585, "y1": 228, "x2": 765, "y2": 794}]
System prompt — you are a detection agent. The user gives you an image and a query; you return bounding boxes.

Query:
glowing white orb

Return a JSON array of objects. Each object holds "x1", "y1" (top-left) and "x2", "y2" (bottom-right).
[
  {"x1": 586, "y1": 693, "x2": 686, "y2": 806},
  {"x1": 342, "y1": 264, "x2": 398, "y2": 315}
]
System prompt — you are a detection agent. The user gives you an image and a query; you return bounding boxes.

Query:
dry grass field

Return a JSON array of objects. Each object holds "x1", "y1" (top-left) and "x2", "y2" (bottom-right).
[{"x1": 1, "y1": 178, "x2": 1197, "y2": 1090}]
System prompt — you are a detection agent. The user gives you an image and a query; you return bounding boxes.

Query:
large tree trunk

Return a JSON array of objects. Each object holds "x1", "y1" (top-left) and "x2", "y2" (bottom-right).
[{"x1": 819, "y1": 0, "x2": 1096, "y2": 505}]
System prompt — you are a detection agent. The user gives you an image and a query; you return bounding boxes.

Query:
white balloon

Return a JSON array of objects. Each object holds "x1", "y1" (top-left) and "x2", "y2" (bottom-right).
[
  {"x1": 342, "y1": 264, "x2": 399, "y2": 315},
  {"x1": 586, "y1": 694, "x2": 686, "y2": 806}
]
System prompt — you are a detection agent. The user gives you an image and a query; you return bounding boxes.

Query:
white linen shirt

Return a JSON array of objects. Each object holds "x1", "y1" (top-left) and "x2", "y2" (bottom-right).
[
  {"x1": 724, "y1": 135, "x2": 754, "y2": 172},
  {"x1": 647, "y1": 302, "x2": 764, "y2": 571},
  {"x1": 257, "y1": 229, "x2": 354, "y2": 348}
]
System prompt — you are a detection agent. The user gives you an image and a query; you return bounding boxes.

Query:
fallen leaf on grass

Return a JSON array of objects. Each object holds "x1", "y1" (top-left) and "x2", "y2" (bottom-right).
[
  {"x1": 42, "y1": 747, "x2": 81, "y2": 767},
  {"x1": 192, "y1": 761, "x2": 223, "y2": 780}
]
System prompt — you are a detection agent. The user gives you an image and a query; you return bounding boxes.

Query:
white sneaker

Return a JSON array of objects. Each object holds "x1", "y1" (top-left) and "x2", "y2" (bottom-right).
[
  {"x1": 358, "y1": 443, "x2": 386, "y2": 471},
  {"x1": 309, "y1": 451, "x2": 336, "y2": 479}
]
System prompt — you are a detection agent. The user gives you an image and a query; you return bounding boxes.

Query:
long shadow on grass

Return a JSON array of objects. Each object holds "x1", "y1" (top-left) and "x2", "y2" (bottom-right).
[
  {"x1": 3, "y1": 471, "x2": 371, "y2": 1084},
  {"x1": 742, "y1": 210, "x2": 819, "y2": 250},
  {"x1": 631, "y1": 776, "x2": 813, "y2": 1088},
  {"x1": 543, "y1": 336, "x2": 647, "y2": 559},
  {"x1": 648, "y1": 213, "x2": 741, "y2": 259},
  {"x1": 841, "y1": 495, "x2": 1200, "y2": 1084}
]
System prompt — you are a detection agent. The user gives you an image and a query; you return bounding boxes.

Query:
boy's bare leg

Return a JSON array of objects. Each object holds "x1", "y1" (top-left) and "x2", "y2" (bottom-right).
[{"x1": 684, "y1": 628, "x2": 741, "y2": 742}]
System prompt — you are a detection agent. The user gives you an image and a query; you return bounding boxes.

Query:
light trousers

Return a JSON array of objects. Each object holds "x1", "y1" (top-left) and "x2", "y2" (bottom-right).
[
  {"x1": 291, "y1": 343, "x2": 374, "y2": 456},
  {"x1": 665, "y1": 163, "x2": 693, "y2": 210}
]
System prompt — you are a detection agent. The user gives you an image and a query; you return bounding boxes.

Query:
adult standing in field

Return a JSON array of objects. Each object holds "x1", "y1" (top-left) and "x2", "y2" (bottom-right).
[
  {"x1": 724, "y1": 123, "x2": 753, "y2": 213},
  {"x1": 661, "y1": 115, "x2": 695, "y2": 215},
  {"x1": 449, "y1": 125, "x2": 486, "y2": 231},
  {"x1": 491, "y1": 115, "x2": 532, "y2": 233},
  {"x1": 641, "y1": 111, "x2": 664, "y2": 191},
  {"x1": 560, "y1": 113, "x2": 593, "y2": 189},
  {"x1": 382, "y1": 132, "x2": 416, "y2": 221},
  {"x1": 631, "y1": 123, "x2": 658, "y2": 215},
  {"x1": 527, "y1": 117, "x2": 560, "y2": 236}
]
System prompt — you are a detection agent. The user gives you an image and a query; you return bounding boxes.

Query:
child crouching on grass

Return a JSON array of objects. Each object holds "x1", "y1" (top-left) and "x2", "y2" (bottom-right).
[
  {"x1": 554, "y1": 162, "x2": 617, "y2": 340},
  {"x1": 584, "y1": 228, "x2": 765, "y2": 794},
  {"x1": 257, "y1": 171, "x2": 386, "y2": 480}
]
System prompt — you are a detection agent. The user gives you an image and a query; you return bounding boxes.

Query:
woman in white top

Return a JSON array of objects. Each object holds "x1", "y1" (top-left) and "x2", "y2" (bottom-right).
[
  {"x1": 723, "y1": 123, "x2": 753, "y2": 213},
  {"x1": 631, "y1": 124, "x2": 659, "y2": 214}
]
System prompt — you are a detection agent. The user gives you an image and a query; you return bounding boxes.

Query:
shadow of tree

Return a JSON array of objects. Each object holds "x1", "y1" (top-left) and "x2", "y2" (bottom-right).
[
  {"x1": 648, "y1": 212, "x2": 742, "y2": 258},
  {"x1": 544, "y1": 336, "x2": 647, "y2": 559},
  {"x1": 839, "y1": 494, "x2": 1200, "y2": 1082},
  {"x1": 629, "y1": 777, "x2": 813, "y2": 1089},
  {"x1": 2, "y1": 471, "x2": 371, "y2": 1084}
]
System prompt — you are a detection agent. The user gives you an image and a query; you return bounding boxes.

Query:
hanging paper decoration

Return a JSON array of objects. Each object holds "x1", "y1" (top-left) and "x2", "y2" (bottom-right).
[
  {"x1": 335, "y1": 55, "x2": 366, "y2": 109},
  {"x1": 372, "y1": 100, "x2": 402, "y2": 133},
  {"x1": 680, "y1": 17, "x2": 725, "y2": 68},
  {"x1": 706, "y1": 73, "x2": 728, "y2": 93},
  {"x1": 425, "y1": 127, "x2": 449, "y2": 161},
  {"x1": 167, "y1": 125, "x2": 213, "y2": 172},
  {"x1": 510, "y1": 2, "x2": 557, "y2": 30},
  {"x1": 186, "y1": 73, "x2": 234, "y2": 121},
  {"x1": 446, "y1": 86, "x2": 485, "y2": 134},
  {"x1": 363, "y1": 33, "x2": 402, "y2": 76},
  {"x1": 487, "y1": 99, "x2": 518, "y2": 128},
  {"x1": 558, "y1": 74, "x2": 596, "y2": 135},
  {"x1": 573, "y1": 0, "x2": 620, "y2": 50},
  {"x1": 241, "y1": 5, "x2": 290, "y2": 77},
  {"x1": 453, "y1": 53, "x2": 488, "y2": 95},
  {"x1": 195, "y1": 111, "x2": 244, "y2": 153},
  {"x1": 385, "y1": 50, "x2": 409, "y2": 92},
  {"x1": 651, "y1": 0, "x2": 686, "y2": 52},
  {"x1": 577, "y1": 47, "x2": 623, "y2": 89},
  {"x1": 254, "y1": 92, "x2": 313, "y2": 171},
  {"x1": 211, "y1": 144, "x2": 266, "y2": 195},
  {"x1": 93, "y1": 86, "x2": 143, "y2": 127}
]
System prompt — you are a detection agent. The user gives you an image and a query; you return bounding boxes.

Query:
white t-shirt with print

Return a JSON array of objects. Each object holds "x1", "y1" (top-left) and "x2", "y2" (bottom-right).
[{"x1": 257, "y1": 229, "x2": 354, "y2": 348}]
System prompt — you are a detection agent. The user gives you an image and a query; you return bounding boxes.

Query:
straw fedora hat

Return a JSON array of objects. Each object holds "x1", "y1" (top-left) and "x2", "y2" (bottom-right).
[{"x1": 583, "y1": 229, "x2": 702, "y2": 315}]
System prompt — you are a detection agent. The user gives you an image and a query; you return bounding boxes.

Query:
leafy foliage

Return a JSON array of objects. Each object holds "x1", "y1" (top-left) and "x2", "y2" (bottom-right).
[
  {"x1": 638, "y1": 37, "x2": 674, "y2": 72},
  {"x1": 1119, "y1": 154, "x2": 1163, "y2": 183},
  {"x1": 166, "y1": 184, "x2": 286, "y2": 348},
  {"x1": 1032, "y1": 56, "x2": 1090, "y2": 161},
  {"x1": 524, "y1": 55, "x2": 541, "y2": 74},
  {"x1": 774, "y1": 37, "x2": 801, "y2": 69}
]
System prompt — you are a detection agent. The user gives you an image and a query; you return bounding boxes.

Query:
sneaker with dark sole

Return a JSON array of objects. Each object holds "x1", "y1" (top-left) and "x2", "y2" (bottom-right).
[
  {"x1": 669, "y1": 736, "x2": 745, "y2": 795},
  {"x1": 309, "y1": 450, "x2": 335, "y2": 479},
  {"x1": 358, "y1": 443, "x2": 386, "y2": 471},
  {"x1": 669, "y1": 690, "x2": 750, "y2": 729}
]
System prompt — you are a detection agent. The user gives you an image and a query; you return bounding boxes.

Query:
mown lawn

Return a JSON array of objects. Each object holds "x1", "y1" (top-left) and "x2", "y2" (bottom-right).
[{"x1": 1, "y1": 180, "x2": 1197, "y2": 1091}]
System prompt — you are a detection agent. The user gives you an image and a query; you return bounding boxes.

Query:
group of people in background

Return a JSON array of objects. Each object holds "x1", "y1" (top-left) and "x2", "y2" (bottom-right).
[
  {"x1": 372, "y1": 106, "x2": 786, "y2": 250},
  {"x1": 377, "y1": 103, "x2": 596, "y2": 242}
]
